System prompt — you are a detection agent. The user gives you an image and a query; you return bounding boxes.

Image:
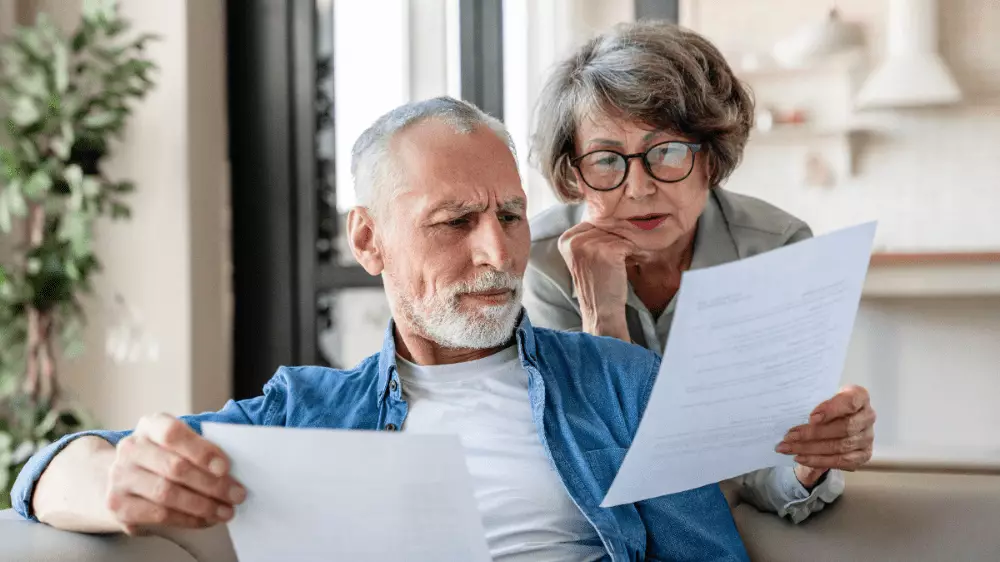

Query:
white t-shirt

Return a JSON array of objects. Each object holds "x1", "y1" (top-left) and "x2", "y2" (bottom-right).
[{"x1": 397, "y1": 346, "x2": 606, "y2": 561}]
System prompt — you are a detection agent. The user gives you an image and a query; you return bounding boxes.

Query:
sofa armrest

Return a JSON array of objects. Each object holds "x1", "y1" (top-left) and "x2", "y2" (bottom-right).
[
  {"x1": 0, "y1": 510, "x2": 195, "y2": 562},
  {"x1": 0, "y1": 510, "x2": 236, "y2": 562},
  {"x1": 733, "y1": 470, "x2": 1000, "y2": 562}
]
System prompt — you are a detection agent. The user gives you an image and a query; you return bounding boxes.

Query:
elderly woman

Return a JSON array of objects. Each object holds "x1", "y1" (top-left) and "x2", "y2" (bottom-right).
[{"x1": 524, "y1": 21, "x2": 876, "y2": 523}]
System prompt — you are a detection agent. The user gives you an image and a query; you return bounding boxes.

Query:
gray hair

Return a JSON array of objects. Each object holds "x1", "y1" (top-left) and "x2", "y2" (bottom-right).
[
  {"x1": 351, "y1": 96, "x2": 516, "y2": 216},
  {"x1": 531, "y1": 21, "x2": 755, "y2": 202}
]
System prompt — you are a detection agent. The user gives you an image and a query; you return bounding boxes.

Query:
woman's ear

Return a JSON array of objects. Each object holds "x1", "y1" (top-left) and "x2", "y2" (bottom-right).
[{"x1": 347, "y1": 207, "x2": 384, "y2": 275}]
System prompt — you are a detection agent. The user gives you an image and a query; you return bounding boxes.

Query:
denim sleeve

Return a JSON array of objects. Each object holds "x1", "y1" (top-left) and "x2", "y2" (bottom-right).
[
  {"x1": 729, "y1": 466, "x2": 845, "y2": 524},
  {"x1": 638, "y1": 483, "x2": 750, "y2": 562},
  {"x1": 10, "y1": 389, "x2": 279, "y2": 522}
]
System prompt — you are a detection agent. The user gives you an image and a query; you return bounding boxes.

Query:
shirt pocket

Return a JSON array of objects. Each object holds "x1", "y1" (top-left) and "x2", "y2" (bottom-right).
[{"x1": 583, "y1": 447, "x2": 628, "y2": 494}]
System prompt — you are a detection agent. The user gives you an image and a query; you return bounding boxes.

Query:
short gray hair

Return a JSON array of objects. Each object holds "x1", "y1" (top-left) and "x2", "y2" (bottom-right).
[
  {"x1": 531, "y1": 21, "x2": 754, "y2": 202},
  {"x1": 351, "y1": 96, "x2": 516, "y2": 215}
]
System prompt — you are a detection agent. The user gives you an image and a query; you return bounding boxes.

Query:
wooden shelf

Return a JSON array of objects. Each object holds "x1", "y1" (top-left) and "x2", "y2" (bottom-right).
[
  {"x1": 733, "y1": 51, "x2": 864, "y2": 82},
  {"x1": 749, "y1": 124, "x2": 866, "y2": 143},
  {"x1": 870, "y1": 252, "x2": 1000, "y2": 266},
  {"x1": 863, "y1": 252, "x2": 1000, "y2": 298},
  {"x1": 868, "y1": 445, "x2": 1000, "y2": 473}
]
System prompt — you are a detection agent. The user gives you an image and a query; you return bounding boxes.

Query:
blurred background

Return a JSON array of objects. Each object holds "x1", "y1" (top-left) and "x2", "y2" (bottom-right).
[{"x1": 0, "y1": 0, "x2": 997, "y2": 470}]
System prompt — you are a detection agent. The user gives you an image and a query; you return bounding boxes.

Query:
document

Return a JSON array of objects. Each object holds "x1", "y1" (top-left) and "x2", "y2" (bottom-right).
[
  {"x1": 602, "y1": 222, "x2": 876, "y2": 507},
  {"x1": 202, "y1": 423, "x2": 491, "y2": 562}
]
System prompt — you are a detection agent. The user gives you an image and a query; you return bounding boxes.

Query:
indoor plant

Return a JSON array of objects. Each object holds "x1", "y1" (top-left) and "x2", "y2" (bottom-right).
[{"x1": 0, "y1": 0, "x2": 156, "y2": 508}]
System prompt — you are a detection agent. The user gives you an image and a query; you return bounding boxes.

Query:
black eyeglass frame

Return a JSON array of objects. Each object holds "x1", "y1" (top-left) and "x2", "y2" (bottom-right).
[{"x1": 570, "y1": 141, "x2": 704, "y2": 192}]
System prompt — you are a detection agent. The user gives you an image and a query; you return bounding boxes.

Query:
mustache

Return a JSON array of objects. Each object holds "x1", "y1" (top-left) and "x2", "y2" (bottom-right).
[{"x1": 448, "y1": 270, "x2": 522, "y2": 297}]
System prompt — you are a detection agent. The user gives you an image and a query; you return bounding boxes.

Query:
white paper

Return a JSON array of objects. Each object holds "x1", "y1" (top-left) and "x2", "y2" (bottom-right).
[
  {"x1": 602, "y1": 222, "x2": 876, "y2": 507},
  {"x1": 202, "y1": 423, "x2": 491, "y2": 562}
]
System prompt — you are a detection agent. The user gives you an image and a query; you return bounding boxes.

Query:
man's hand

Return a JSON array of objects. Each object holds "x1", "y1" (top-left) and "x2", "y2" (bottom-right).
[
  {"x1": 106, "y1": 413, "x2": 246, "y2": 534},
  {"x1": 776, "y1": 385, "x2": 876, "y2": 488}
]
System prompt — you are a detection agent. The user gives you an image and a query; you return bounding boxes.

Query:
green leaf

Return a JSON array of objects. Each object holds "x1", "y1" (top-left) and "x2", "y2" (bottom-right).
[
  {"x1": 81, "y1": 177, "x2": 101, "y2": 197},
  {"x1": 33, "y1": 410, "x2": 60, "y2": 438},
  {"x1": 71, "y1": 27, "x2": 90, "y2": 53},
  {"x1": 6, "y1": 180, "x2": 27, "y2": 217},
  {"x1": 23, "y1": 170, "x2": 52, "y2": 198},
  {"x1": 26, "y1": 258, "x2": 42, "y2": 275},
  {"x1": 53, "y1": 42, "x2": 69, "y2": 94},
  {"x1": 105, "y1": 19, "x2": 130, "y2": 37},
  {"x1": 82, "y1": 110, "x2": 117, "y2": 129},
  {"x1": 50, "y1": 138, "x2": 70, "y2": 160},
  {"x1": 0, "y1": 193, "x2": 10, "y2": 233},
  {"x1": 131, "y1": 32, "x2": 159, "y2": 51},
  {"x1": 82, "y1": 0, "x2": 118, "y2": 22},
  {"x1": 19, "y1": 140, "x2": 40, "y2": 165},
  {"x1": 65, "y1": 259, "x2": 80, "y2": 281},
  {"x1": 0, "y1": 148, "x2": 20, "y2": 180},
  {"x1": 13, "y1": 71, "x2": 47, "y2": 98},
  {"x1": 110, "y1": 201, "x2": 130, "y2": 219},
  {"x1": 11, "y1": 96, "x2": 41, "y2": 127},
  {"x1": 64, "y1": 165, "x2": 83, "y2": 189}
]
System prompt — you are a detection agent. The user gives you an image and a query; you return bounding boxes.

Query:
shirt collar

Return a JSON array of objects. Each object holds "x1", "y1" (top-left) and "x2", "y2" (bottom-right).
[
  {"x1": 689, "y1": 189, "x2": 740, "y2": 270},
  {"x1": 375, "y1": 310, "x2": 538, "y2": 403}
]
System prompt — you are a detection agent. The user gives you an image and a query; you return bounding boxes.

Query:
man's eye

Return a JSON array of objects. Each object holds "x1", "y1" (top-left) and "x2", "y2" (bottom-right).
[
  {"x1": 499, "y1": 213, "x2": 522, "y2": 224},
  {"x1": 444, "y1": 217, "x2": 469, "y2": 227}
]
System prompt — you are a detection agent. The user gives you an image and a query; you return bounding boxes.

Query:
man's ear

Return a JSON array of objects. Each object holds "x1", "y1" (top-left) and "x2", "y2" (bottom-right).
[{"x1": 347, "y1": 207, "x2": 384, "y2": 275}]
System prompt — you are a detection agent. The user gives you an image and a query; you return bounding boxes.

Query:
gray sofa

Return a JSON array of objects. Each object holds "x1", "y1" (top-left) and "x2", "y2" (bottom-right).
[{"x1": 3, "y1": 469, "x2": 999, "y2": 561}]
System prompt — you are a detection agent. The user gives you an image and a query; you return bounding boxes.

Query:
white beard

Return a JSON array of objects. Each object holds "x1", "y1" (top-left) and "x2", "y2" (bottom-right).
[{"x1": 394, "y1": 269, "x2": 523, "y2": 350}]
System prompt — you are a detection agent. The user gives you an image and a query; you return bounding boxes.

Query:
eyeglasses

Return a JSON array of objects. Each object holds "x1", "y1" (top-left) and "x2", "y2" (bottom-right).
[{"x1": 570, "y1": 141, "x2": 703, "y2": 191}]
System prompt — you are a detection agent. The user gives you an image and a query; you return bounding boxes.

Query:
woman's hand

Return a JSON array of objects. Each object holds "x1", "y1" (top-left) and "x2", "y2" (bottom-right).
[
  {"x1": 558, "y1": 221, "x2": 635, "y2": 341},
  {"x1": 776, "y1": 385, "x2": 876, "y2": 488}
]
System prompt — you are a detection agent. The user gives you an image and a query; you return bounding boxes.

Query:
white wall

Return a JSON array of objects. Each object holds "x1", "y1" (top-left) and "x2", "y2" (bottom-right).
[
  {"x1": 684, "y1": 0, "x2": 1000, "y2": 252},
  {"x1": 682, "y1": 0, "x2": 1000, "y2": 465},
  {"x1": 13, "y1": 0, "x2": 232, "y2": 429}
]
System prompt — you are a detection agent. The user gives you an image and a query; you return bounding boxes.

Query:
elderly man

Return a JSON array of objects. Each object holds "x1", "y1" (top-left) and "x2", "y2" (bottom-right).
[{"x1": 11, "y1": 97, "x2": 748, "y2": 561}]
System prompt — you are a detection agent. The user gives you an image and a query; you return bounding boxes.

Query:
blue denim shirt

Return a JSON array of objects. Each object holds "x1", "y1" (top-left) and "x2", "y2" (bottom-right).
[{"x1": 13, "y1": 314, "x2": 748, "y2": 562}]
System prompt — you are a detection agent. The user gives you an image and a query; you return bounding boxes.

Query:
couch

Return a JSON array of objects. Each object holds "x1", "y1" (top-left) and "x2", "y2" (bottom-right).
[{"x1": 2, "y1": 469, "x2": 999, "y2": 561}]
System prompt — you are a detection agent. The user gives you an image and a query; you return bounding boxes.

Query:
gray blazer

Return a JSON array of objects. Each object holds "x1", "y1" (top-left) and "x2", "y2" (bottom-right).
[{"x1": 524, "y1": 187, "x2": 844, "y2": 523}]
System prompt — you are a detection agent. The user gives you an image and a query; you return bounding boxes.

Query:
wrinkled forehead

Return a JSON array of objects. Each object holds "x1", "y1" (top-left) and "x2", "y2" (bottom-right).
[{"x1": 392, "y1": 120, "x2": 525, "y2": 211}]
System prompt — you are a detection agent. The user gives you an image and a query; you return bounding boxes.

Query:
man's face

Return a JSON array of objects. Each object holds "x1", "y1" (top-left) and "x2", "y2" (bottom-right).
[{"x1": 371, "y1": 120, "x2": 530, "y2": 349}]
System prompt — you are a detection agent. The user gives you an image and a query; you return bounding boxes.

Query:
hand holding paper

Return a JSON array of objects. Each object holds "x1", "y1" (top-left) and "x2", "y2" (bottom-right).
[{"x1": 602, "y1": 222, "x2": 876, "y2": 507}]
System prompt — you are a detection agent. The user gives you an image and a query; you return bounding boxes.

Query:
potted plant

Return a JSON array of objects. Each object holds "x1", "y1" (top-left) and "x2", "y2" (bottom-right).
[{"x1": 0, "y1": 0, "x2": 156, "y2": 508}]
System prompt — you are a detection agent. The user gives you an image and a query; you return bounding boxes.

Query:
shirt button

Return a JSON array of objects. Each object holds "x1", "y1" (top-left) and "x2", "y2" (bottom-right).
[
  {"x1": 389, "y1": 379, "x2": 398, "y2": 392},
  {"x1": 384, "y1": 423, "x2": 397, "y2": 431}
]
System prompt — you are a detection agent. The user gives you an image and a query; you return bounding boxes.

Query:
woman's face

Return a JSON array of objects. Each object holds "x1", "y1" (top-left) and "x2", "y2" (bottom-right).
[{"x1": 572, "y1": 113, "x2": 711, "y2": 253}]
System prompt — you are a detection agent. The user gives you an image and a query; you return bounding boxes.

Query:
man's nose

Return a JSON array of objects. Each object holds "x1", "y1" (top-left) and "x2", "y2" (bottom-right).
[{"x1": 471, "y1": 217, "x2": 512, "y2": 271}]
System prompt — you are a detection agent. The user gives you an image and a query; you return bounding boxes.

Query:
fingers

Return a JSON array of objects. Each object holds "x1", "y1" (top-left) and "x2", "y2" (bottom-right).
[
  {"x1": 111, "y1": 462, "x2": 234, "y2": 523},
  {"x1": 810, "y1": 385, "x2": 870, "y2": 423},
  {"x1": 785, "y1": 406, "x2": 877, "y2": 442},
  {"x1": 777, "y1": 427, "x2": 874, "y2": 456},
  {"x1": 106, "y1": 493, "x2": 211, "y2": 535},
  {"x1": 109, "y1": 414, "x2": 247, "y2": 532},
  {"x1": 136, "y1": 414, "x2": 230, "y2": 477},
  {"x1": 794, "y1": 446, "x2": 873, "y2": 471},
  {"x1": 119, "y1": 435, "x2": 245, "y2": 505}
]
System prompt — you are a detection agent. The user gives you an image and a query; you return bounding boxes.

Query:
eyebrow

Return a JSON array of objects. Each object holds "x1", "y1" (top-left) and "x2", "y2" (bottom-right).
[
  {"x1": 586, "y1": 138, "x2": 625, "y2": 148},
  {"x1": 584, "y1": 131, "x2": 671, "y2": 150},
  {"x1": 428, "y1": 197, "x2": 526, "y2": 216}
]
